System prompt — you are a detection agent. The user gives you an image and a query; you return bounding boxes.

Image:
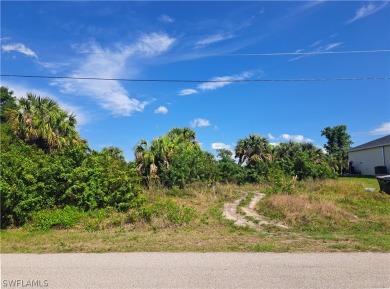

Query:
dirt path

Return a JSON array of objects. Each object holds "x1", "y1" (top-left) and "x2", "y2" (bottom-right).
[{"x1": 223, "y1": 192, "x2": 288, "y2": 230}]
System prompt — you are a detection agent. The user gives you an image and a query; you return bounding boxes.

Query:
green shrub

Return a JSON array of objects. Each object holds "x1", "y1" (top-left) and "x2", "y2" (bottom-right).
[
  {"x1": 142, "y1": 199, "x2": 197, "y2": 226},
  {"x1": 63, "y1": 148, "x2": 142, "y2": 211},
  {"x1": 159, "y1": 145, "x2": 217, "y2": 188},
  {"x1": 266, "y1": 166, "x2": 294, "y2": 194},
  {"x1": 29, "y1": 206, "x2": 84, "y2": 231},
  {"x1": 216, "y1": 149, "x2": 247, "y2": 184}
]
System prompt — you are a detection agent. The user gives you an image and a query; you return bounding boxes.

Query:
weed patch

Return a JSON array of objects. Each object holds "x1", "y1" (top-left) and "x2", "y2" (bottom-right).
[
  {"x1": 142, "y1": 198, "x2": 197, "y2": 228},
  {"x1": 28, "y1": 206, "x2": 85, "y2": 231},
  {"x1": 258, "y1": 194, "x2": 354, "y2": 228}
]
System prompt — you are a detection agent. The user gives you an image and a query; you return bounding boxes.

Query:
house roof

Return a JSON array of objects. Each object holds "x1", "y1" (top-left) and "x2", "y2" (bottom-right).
[{"x1": 348, "y1": 135, "x2": 390, "y2": 152}]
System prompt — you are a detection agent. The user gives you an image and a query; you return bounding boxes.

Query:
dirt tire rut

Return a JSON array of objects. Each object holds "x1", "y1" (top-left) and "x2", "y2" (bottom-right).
[{"x1": 223, "y1": 192, "x2": 288, "y2": 230}]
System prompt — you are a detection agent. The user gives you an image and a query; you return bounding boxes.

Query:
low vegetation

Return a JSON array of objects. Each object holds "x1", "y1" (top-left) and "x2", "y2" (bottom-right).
[
  {"x1": 1, "y1": 86, "x2": 389, "y2": 252},
  {"x1": 2, "y1": 178, "x2": 389, "y2": 253}
]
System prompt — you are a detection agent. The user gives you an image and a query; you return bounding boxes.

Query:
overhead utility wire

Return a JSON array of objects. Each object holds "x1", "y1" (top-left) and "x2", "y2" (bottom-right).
[
  {"x1": 31, "y1": 49, "x2": 390, "y2": 56},
  {"x1": 229, "y1": 49, "x2": 390, "y2": 56},
  {"x1": 1, "y1": 74, "x2": 389, "y2": 82}
]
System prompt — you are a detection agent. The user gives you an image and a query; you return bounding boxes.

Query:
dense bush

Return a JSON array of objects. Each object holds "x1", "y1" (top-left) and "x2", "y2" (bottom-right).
[
  {"x1": 1, "y1": 124, "x2": 82, "y2": 227},
  {"x1": 216, "y1": 149, "x2": 246, "y2": 184},
  {"x1": 63, "y1": 147, "x2": 143, "y2": 211},
  {"x1": 159, "y1": 145, "x2": 217, "y2": 188},
  {"x1": 266, "y1": 166, "x2": 294, "y2": 194}
]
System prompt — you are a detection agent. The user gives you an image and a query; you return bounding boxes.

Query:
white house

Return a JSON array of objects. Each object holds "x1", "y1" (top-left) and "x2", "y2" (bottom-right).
[{"x1": 348, "y1": 135, "x2": 390, "y2": 176}]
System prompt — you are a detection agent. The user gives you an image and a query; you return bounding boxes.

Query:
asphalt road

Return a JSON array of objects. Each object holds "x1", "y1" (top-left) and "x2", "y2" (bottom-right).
[{"x1": 1, "y1": 253, "x2": 389, "y2": 289}]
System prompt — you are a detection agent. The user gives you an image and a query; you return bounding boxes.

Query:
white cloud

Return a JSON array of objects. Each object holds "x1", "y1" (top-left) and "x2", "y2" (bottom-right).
[
  {"x1": 211, "y1": 142, "x2": 232, "y2": 151},
  {"x1": 370, "y1": 122, "x2": 390, "y2": 135},
  {"x1": 158, "y1": 14, "x2": 174, "y2": 24},
  {"x1": 37, "y1": 61, "x2": 70, "y2": 74},
  {"x1": 280, "y1": 134, "x2": 313, "y2": 143},
  {"x1": 268, "y1": 132, "x2": 313, "y2": 144},
  {"x1": 198, "y1": 71, "x2": 252, "y2": 91},
  {"x1": 129, "y1": 32, "x2": 175, "y2": 56},
  {"x1": 52, "y1": 47, "x2": 147, "y2": 116},
  {"x1": 346, "y1": 2, "x2": 388, "y2": 24},
  {"x1": 196, "y1": 33, "x2": 234, "y2": 47},
  {"x1": 178, "y1": 89, "x2": 198, "y2": 96},
  {"x1": 52, "y1": 32, "x2": 175, "y2": 116},
  {"x1": 1, "y1": 43, "x2": 37, "y2": 58},
  {"x1": 267, "y1": 133, "x2": 276, "y2": 140},
  {"x1": 154, "y1": 106, "x2": 168, "y2": 114},
  {"x1": 212, "y1": 142, "x2": 235, "y2": 159},
  {"x1": 190, "y1": 118, "x2": 211, "y2": 128}
]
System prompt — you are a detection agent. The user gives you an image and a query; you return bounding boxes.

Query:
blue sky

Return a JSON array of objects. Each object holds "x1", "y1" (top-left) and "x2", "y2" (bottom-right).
[{"x1": 1, "y1": 1, "x2": 389, "y2": 160}]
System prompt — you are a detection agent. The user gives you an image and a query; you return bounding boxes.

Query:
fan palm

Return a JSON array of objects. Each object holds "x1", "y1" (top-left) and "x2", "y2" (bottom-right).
[
  {"x1": 234, "y1": 134, "x2": 272, "y2": 166},
  {"x1": 5, "y1": 93, "x2": 81, "y2": 152},
  {"x1": 134, "y1": 139, "x2": 158, "y2": 185},
  {"x1": 167, "y1": 127, "x2": 197, "y2": 144}
]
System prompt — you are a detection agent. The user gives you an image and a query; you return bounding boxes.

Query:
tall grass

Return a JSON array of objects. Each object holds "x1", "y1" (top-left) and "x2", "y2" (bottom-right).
[
  {"x1": 257, "y1": 178, "x2": 390, "y2": 233},
  {"x1": 259, "y1": 194, "x2": 355, "y2": 227}
]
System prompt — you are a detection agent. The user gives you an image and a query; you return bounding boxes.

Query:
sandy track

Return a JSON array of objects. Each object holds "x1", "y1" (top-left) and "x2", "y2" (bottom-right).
[{"x1": 223, "y1": 191, "x2": 288, "y2": 230}]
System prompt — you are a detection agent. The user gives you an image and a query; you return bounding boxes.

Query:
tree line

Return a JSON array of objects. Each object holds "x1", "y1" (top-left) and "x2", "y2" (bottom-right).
[{"x1": 0, "y1": 86, "x2": 352, "y2": 228}]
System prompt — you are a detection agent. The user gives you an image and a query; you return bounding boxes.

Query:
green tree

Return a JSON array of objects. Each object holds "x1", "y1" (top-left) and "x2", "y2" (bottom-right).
[
  {"x1": 234, "y1": 134, "x2": 272, "y2": 166},
  {"x1": 216, "y1": 149, "x2": 247, "y2": 183},
  {"x1": 5, "y1": 93, "x2": 83, "y2": 152},
  {"x1": 134, "y1": 128, "x2": 217, "y2": 188},
  {"x1": 160, "y1": 145, "x2": 217, "y2": 188},
  {"x1": 273, "y1": 141, "x2": 335, "y2": 180},
  {"x1": 0, "y1": 86, "x2": 17, "y2": 122},
  {"x1": 134, "y1": 139, "x2": 158, "y2": 187},
  {"x1": 166, "y1": 127, "x2": 197, "y2": 144},
  {"x1": 321, "y1": 125, "x2": 353, "y2": 174}
]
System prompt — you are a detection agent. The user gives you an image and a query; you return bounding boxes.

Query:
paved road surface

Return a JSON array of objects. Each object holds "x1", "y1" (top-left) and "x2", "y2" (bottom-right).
[{"x1": 1, "y1": 253, "x2": 389, "y2": 289}]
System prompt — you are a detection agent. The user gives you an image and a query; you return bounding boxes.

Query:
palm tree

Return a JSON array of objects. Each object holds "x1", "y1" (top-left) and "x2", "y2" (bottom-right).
[
  {"x1": 102, "y1": 146, "x2": 126, "y2": 162},
  {"x1": 5, "y1": 93, "x2": 81, "y2": 152},
  {"x1": 273, "y1": 141, "x2": 327, "y2": 166},
  {"x1": 151, "y1": 136, "x2": 175, "y2": 171},
  {"x1": 134, "y1": 140, "x2": 158, "y2": 186},
  {"x1": 234, "y1": 134, "x2": 272, "y2": 166},
  {"x1": 301, "y1": 143, "x2": 326, "y2": 164},
  {"x1": 273, "y1": 142, "x2": 300, "y2": 160},
  {"x1": 167, "y1": 127, "x2": 197, "y2": 144}
]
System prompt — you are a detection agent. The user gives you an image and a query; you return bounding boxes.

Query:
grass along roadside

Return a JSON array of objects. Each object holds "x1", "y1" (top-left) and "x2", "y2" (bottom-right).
[{"x1": 1, "y1": 178, "x2": 389, "y2": 252}]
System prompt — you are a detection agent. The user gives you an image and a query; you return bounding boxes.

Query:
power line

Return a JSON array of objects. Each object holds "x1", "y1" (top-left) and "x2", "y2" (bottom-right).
[
  {"x1": 1, "y1": 74, "x2": 389, "y2": 83},
  {"x1": 229, "y1": 49, "x2": 390, "y2": 56},
  {"x1": 29, "y1": 49, "x2": 390, "y2": 57}
]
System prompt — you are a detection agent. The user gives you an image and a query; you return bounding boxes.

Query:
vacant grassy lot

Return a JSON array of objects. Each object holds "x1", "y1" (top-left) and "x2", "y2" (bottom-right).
[{"x1": 1, "y1": 177, "x2": 389, "y2": 252}]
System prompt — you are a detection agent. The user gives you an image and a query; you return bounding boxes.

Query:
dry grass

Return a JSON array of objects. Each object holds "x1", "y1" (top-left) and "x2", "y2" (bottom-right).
[{"x1": 261, "y1": 194, "x2": 356, "y2": 227}]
